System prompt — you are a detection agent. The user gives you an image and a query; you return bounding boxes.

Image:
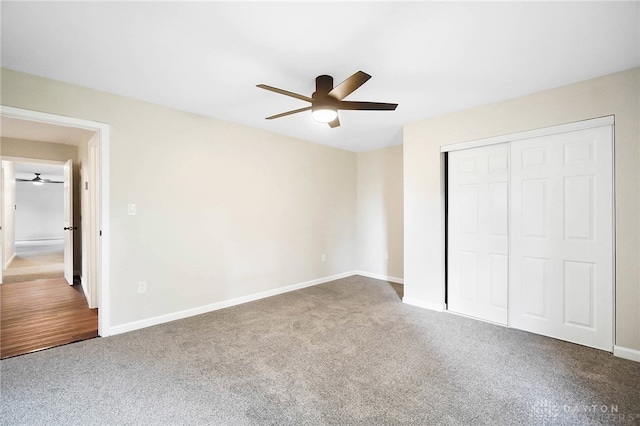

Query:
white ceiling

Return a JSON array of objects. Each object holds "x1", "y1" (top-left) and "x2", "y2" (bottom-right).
[
  {"x1": 14, "y1": 162, "x2": 64, "y2": 182},
  {"x1": 1, "y1": 1, "x2": 638, "y2": 152}
]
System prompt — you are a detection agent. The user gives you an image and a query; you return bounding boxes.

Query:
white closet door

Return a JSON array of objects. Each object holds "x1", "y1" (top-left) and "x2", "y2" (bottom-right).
[
  {"x1": 510, "y1": 125, "x2": 613, "y2": 351},
  {"x1": 448, "y1": 143, "x2": 509, "y2": 325}
]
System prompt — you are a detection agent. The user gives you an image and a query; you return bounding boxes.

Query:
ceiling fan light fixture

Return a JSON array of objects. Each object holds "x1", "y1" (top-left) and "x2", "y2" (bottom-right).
[
  {"x1": 311, "y1": 105, "x2": 338, "y2": 123},
  {"x1": 32, "y1": 173, "x2": 44, "y2": 186}
]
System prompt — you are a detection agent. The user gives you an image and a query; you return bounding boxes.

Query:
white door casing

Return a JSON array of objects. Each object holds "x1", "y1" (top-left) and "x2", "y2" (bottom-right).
[
  {"x1": 63, "y1": 159, "x2": 73, "y2": 285},
  {"x1": 87, "y1": 140, "x2": 100, "y2": 308},
  {"x1": 509, "y1": 125, "x2": 613, "y2": 351},
  {"x1": 448, "y1": 143, "x2": 509, "y2": 325}
]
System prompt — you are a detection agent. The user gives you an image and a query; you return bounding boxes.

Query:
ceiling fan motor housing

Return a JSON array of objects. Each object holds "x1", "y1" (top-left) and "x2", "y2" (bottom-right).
[
  {"x1": 312, "y1": 75, "x2": 339, "y2": 117},
  {"x1": 314, "y1": 75, "x2": 334, "y2": 96}
]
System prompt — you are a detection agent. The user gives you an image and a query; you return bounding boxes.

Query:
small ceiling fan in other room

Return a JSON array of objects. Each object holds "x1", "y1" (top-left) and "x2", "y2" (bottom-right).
[
  {"x1": 257, "y1": 71, "x2": 398, "y2": 128},
  {"x1": 16, "y1": 173, "x2": 63, "y2": 186}
]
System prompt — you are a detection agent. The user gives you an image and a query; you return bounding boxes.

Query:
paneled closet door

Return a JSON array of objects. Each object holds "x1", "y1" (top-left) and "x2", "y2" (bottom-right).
[
  {"x1": 447, "y1": 143, "x2": 509, "y2": 325},
  {"x1": 509, "y1": 125, "x2": 613, "y2": 351}
]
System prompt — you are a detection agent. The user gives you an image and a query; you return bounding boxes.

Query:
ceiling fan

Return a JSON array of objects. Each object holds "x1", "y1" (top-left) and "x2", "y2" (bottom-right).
[
  {"x1": 16, "y1": 173, "x2": 63, "y2": 186},
  {"x1": 257, "y1": 71, "x2": 398, "y2": 128}
]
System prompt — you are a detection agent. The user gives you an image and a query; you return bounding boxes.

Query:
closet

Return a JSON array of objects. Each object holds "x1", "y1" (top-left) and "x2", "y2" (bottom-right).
[{"x1": 446, "y1": 117, "x2": 614, "y2": 351}]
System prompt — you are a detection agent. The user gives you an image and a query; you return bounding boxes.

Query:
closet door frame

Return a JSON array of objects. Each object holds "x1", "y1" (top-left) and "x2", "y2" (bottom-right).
[{"x1": 441, "y1": 115, "x2": 615, "y2": 351}]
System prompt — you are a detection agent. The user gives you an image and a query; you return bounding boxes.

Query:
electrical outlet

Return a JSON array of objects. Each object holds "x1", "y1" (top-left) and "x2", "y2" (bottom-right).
[
  {"x1": 138, "y1": 281, "x2": 147, "y2": 293},
  {"x1": 128, "y1": 203, "x2": 137, "y2": 216},
  {"x1": 321, "y1": 254, "x2": 326, "y2": 262}
]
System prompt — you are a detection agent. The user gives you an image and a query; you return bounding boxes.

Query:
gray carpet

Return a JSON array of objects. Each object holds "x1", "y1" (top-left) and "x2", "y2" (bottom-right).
[{"x1": 1, "y1": 276, "x2": 639, "y2": 425}]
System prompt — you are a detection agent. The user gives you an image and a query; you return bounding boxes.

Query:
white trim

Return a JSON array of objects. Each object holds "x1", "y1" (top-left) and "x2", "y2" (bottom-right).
[
  {"x1": 80, "y1": 274, "x2": 88, "y2": 299},
  {"x1": 85, "y1": 137, "x2": 100, "y2": 309},
  {"x1": 0, "y1": 105, "x2": 111, "y2": 337},
  {"x1": 610, "y1": 124, "x2": 617, "y2": 357},
  {"x1": 98, "y1": 125, "x2": 110, "y2": 336},
  {"x1": 1, "y1": 106, "x2": 110, "y2": 133},
  {"x1": 402, "y1": 297, "x2": 445, "y2": 312},
  {"x1": 3, "y1": 252, "x2": 16, "y2": 271},
  {"x1": 109, "y1": 271, "x2": 355, "y2": 336},
  {"x1": 0, "y1": 156, "x2": 67, "y2": 167},
  {"x1": 613, "y1": 346, "x2": 640, "y2": 363},
  {"x1": 440, "y1": 115, "x2": 615, "y2": 153},
  {"x1": 355, "y1": 270, "x2": 404, "y2": 284}
]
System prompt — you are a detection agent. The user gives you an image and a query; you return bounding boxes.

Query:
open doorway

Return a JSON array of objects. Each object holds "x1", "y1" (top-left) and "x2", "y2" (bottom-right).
[
  {"x1": 3, "y1": 161, "x2": 66, "y2": 284},
  {"x1": 0, "y1": 107, "x2": 109, "y2": 356},
  {"x1": 0, "y1": 155, "x2": 95, "y2": 358}
]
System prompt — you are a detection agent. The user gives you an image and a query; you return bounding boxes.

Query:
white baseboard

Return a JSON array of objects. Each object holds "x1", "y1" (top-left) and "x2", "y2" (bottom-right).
[
  {"x1": 402, "y1": 297, "x2": 445, "y2": 312},
  {"x1": 614, "y1": 345, "x2": 640, "y2": 363},
  {"x1": 109, "y1": 271, "x2": 355, "y2": 336},
  {"x1": 4, "y1": 252, "x2": 16, "y2": 270},
  {"x1": 354, "y1": 271, "x2": 404, "y2": 284}
]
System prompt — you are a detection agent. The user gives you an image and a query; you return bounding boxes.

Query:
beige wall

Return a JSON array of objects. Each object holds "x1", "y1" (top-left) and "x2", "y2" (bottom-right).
[
  {"x1": 356, "y1": 145, "x2": 403, "y2": 280},
  {"x1": 1, "y1": 68, "x2": 357, "y2": 328},
  {"x1": 1, "y1": 138, "x2": 82, "y2": 274},
  {"x1": 404, "y1": 67, "x2": 640, "y2": 351},
  {"x1": 2, "y1": 138, "x2": 78, "y2": 162}
]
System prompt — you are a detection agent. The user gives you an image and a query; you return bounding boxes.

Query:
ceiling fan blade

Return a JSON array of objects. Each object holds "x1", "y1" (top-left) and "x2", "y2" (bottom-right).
[
  {"x1": 328, "y1": 71, "x2": 371, "y2": 100},
  {"x1": 15, "y1": 178, "x2": 31, "y2": 182},
  {"x1": 328, "y1": 116, "x2": 340, "y2": 128},
  {"x1": 257, "y1": 84, "x2": 313, "y2": 103},
  {"x1": 265, "y1": 106, "x2": 312, "y2": 120},
  {"x1": 337, "y1": 101, "x2": 398, "y2": 111}
]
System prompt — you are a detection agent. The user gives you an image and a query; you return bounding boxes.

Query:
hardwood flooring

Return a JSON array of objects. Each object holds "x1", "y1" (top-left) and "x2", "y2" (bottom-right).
[{"x1": 1, "y1": 278, "x2": 98, "y2": 359}]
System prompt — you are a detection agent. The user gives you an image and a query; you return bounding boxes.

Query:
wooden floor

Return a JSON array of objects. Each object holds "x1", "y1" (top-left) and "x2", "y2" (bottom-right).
[{"x1": 1, "y1": 277, "x2": 98, "y2": 359}]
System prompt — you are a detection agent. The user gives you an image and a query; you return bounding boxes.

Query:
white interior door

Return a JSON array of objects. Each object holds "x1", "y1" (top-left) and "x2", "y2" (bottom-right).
[
  {"x1": 63, "y1": 159, "x2": 73, "y2": 285},
  {"x1": 448, "y1": 143, "x2": 509, "y2": 325},
  {"x1": 509, "y1": 125, "x2": 613, "y2": 351}
]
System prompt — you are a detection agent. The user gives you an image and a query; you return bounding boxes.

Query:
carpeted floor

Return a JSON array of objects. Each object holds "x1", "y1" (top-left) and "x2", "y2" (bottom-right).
[
  {"x1": 1, "y1": 275, "x2": 638, "y2": 425},
  {"x1": 2, "y1": 240, "x2": 64, "y2": 283}
]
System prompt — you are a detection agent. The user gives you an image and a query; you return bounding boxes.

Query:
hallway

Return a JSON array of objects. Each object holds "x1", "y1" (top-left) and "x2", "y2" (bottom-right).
[{"x1": 3, "y1": 239, "x2": 64, "y2": 283}]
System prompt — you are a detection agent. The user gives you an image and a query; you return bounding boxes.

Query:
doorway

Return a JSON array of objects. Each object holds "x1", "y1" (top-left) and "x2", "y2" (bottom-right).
[
  {"x1": 0, "y1": 155, "x2": 94, "y2": 358},
  {"x1": 0, "y1": 105, "x2": 110, "y2": 347},
  {"x1": 3, "y1": 161, "x2": 67, "y2": 284}
]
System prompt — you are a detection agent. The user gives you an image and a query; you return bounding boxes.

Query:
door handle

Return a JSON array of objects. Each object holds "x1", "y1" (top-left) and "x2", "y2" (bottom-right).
[{"x1": 64, "y1": 226, "x2": 78, "y2": 231}]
